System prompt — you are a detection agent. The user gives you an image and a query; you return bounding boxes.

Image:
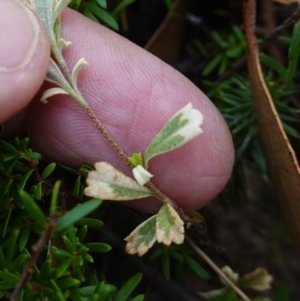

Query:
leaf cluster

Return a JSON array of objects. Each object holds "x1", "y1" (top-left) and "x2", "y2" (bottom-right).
[
  {"x1": 197, "y1": 20, "x2": 300, "y2": 176},
  {"x1": 0, "y1": 131, "x2": 144, "y2": 301},
  {"x1": 147, "y1": 243, "x2": 209, "y2": 282},
  {"x1": 68, "y1": 0, "x2": 177, "y2": 31}
]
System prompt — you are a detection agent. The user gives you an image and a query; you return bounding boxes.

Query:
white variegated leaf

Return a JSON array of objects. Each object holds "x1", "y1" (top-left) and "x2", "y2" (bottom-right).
[
  {"x1": 144, "y1": 103, "x2": 203, "y2": 168},
  {"x1": 124, "y1": 215, "x2": 157, "y2": 256},
  {"x1": 84, "y1": 162, "x2": 154, "y2": 201},
  {"x1": 156, "y1": 204, "x2": 184, "y2": 245},
  {"x1": 71, "y1": 58, "x2": 88, "y2": 93},
  {"x1": 41, "y1": 87, "x2": 69, "y2": 103},
  {"x1": 238, "y1": 268, "x2": 273, "y2": 292},
  {"x1": 46, "y1": 58, "x2": 72, "y2": 89}
]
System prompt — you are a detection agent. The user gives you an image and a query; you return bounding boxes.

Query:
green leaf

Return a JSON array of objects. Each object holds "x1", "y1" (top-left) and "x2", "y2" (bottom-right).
[
  {"x1": 82, "y1": 8, "x2": 100, "y2": 23},
  {"x1": 18, "y1": 169, "x2": 33, "y2": 190},
  {"x1": 52, "y1": 248, "x2": 72, "y2": 258},
  {"x1": 6, "y1": 229, "x2": 20, "y2": 263},
  {"x1": 203, "y1": 53, "x2": 223, "y2": 76},
  {"x1": 0, "y1": 247, "x2": 6, "y2": 269},
  {"x1": 128, "y1": 153, "x2": 144, "y2": 167},
  {"x1": 0, "y1": 271, "x2": 19, "y2": 286},
  {"x1": 73, "y1": 176, "x2": 83, "y2": 199},
  {"x1": 50, "y1": 279, "x2": 67, "y2": 301},
  {"x1": 55, "y1": 256, "x2": 74, "y2": 278},
  {"x1": 75, "y1": 218, "x2": 104, "y2": 228},
  {"x1": 0, "y1": 280, "x2": 18, "y2": 290},
  {"x1": 175, "y1": 259, "x2": 184, "y2": 281},
  {"x1": 83, "y1": 3, "x2": 119, "y2": 30},
  {"x1": 84, "y1": 243, "x2": 111, "y2": 253},
  {"x1": 286, "y1": 20, "x2": 300, "y2": 83},
  {"x1": 19, "y1": 190, "x2": 47, "y2": 226},
  {"x1": 94, "y1": 282, "x2": 116, "y2": 296},
  {"x1": 156, "y1": 204, "x2": 184, "y2": 246},
  {"x1": 162, "y1": 251, "x2": 170, "y2": 280},
  {"x1": 125, "y1": 215, "x2": 157, "y2": 256},
  {"x1": 131, "y1": 295, "x2": 145, "y2": 301},
  {"x1": 69, "y1": 287, "x2": 82, "y2": 301},
  {"x1": 10, "y1": 253, "x2": 30, "y2": 271},
  {"x1": 78, "y1": 225, "x2": 88, "y2": 243},
  {"x1": 198, "y1": 287, "x2": 227, "y2": 301},
  {"x1": 40, "y1": 259, "x2": 52, "y2": 285},
  {"x1": 67, "y1": 224, "x2": 77, "y2": 245},
  {"x1": 0, "y1": 139, "x2": 17, "y2": 152},
  {"x1": 42, "y1": 162, "x2": 56, "y2": 179},
  {"x1": 225, "y1": 46, "x2": 243, "y2": 58},
  {"x1": 144, "y1": 103, "x2": 203, "y2": 168},
  {"x1": 225, "y1": 289, "x2": 238, "y2": 301},
  {"x1": 84, "y1": 162, "x2": 153, "y2": 201},
  {"x1": 56, "y1": 199, "x2": 102, "y2": 232},
  {"x1": 19, "y1": 226, "x2": 30, "y2": 252},
  {"x1": 260, "y1": 53, "x2": 287, "y2": 79},
  {"x1": 62, "y1": 235, "x2": 75, "y2": 253},
  {"x1": 169, "y1": 249, "x2": 183, "y2": 262},
  {"x1": 1, "y1": 209, "x2": 11, "y2": 238},
  {"x1": 84, "y1": 253, "x2": 94, "y2": 263},
  {"x1": 26, "y1": 151, "x2": 42, "y2": 160},
  {"x1": 185, "y1": 255, "x2": 210, "y2": 279},
  {"x1": 274, "y1": 282, "x2": 290, "y2": 301},
  {"x1": 0, "y1": 178, "x2": 13, "y2": 202},
  {"x1": 35, "y1": 182, "x2": 42, "y2": 200},
  {"x1": 97, "y1": 0, "x2": 107, "y2": 8},
  {"x1": 163, "y1": 0, "x2": 177, "y2": 15},
  {"x1": 112, "y1": 0, "x2": 137, "y2": 17},
  {"x1": 79, "y1": 285, "x2": 97, "y2": 296},
  {"x1": 114, "y1": 273, "x2": 143, "y2": 301},
  {"x1": 51, "y1": 180, "x2": 61, "y2": 214},
  {"x1": 57, "y1": 277, "x2": 81, "y2": 290},
  {"x1": 148, "y1": 248, "x2": 164, "y2": 261}
]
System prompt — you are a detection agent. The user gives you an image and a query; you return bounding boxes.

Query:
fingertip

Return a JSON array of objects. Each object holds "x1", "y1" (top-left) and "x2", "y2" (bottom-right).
[{"x1": 0, "y1": 0, "x2": 49, "y2": 124}]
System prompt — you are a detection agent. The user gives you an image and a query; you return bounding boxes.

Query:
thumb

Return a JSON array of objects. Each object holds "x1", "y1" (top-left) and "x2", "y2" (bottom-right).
[{"x1": 0, "y1": 0, "x2": 49, "y2": 124}]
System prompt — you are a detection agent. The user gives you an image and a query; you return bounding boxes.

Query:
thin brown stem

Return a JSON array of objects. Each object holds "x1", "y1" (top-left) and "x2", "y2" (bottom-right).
[
  {"x1": 186, "y1": 235, "x2": 252, "y2": 301},
  {"x1": 10, "y1": 213, "x2": 59, "y2": 301},
  {"x1": 84, "y1": 105, "x2": 195, "y2": 226},
  {"x1": 84, "y1": 105, "x2": 133, "y2": 168}
]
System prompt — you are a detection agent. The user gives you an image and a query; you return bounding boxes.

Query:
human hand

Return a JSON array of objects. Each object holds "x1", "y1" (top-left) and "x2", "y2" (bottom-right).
[{"x1": 1, "y1": 0, "x2": 234, "y2": 213}]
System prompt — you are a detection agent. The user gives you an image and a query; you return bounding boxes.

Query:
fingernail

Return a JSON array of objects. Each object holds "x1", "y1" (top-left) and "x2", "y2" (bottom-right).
[{"x1": 0, "y1": 0, "x2": 39, "y2": 71}]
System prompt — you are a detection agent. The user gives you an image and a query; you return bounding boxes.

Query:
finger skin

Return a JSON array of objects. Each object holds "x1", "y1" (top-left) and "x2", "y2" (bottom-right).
[
  {"x1": 25, "y1": 9, "x2": 234, "y2": 213},
  {"x1": 0, "y1": 0, "x2": 49, "y2": 124}
]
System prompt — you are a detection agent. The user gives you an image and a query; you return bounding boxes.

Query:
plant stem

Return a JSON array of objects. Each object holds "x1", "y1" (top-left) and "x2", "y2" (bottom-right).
[
  {"x1": 85, "y1": 102, "x2": 201, "y2": 250},
  {"x1": 84, "y1": 105, "x2": 133, "y2": 168},
  {"x1": 186, "y1": 235, "x2": 252, "y2": 301},
  {"x1": 84, "y1": 105, "x2": 195, "y2": 225},
  {"x1": 10, "y1": 213, "x2": 59, "y2": 301}
]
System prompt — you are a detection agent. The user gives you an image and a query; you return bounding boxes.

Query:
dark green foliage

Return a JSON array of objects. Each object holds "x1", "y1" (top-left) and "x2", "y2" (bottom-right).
[
  {"x1": 68, "y1": 0, "x2": 175, "y2": 32},
  {"x1": 195, "y1": 26, "x2": 247, "y2": 76},
  {"x1": 0, "y1": 133, "x2": 144, "y2": 300},
  {"x1": 197, "y1": 20, "x2": 300, "y2": 178},
  {"x1": 148, "y1": 243, "x2": 210, "y2": 282},
  {"x1": 205, "y1": 75, "x2": 300, "y2": 174}
]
